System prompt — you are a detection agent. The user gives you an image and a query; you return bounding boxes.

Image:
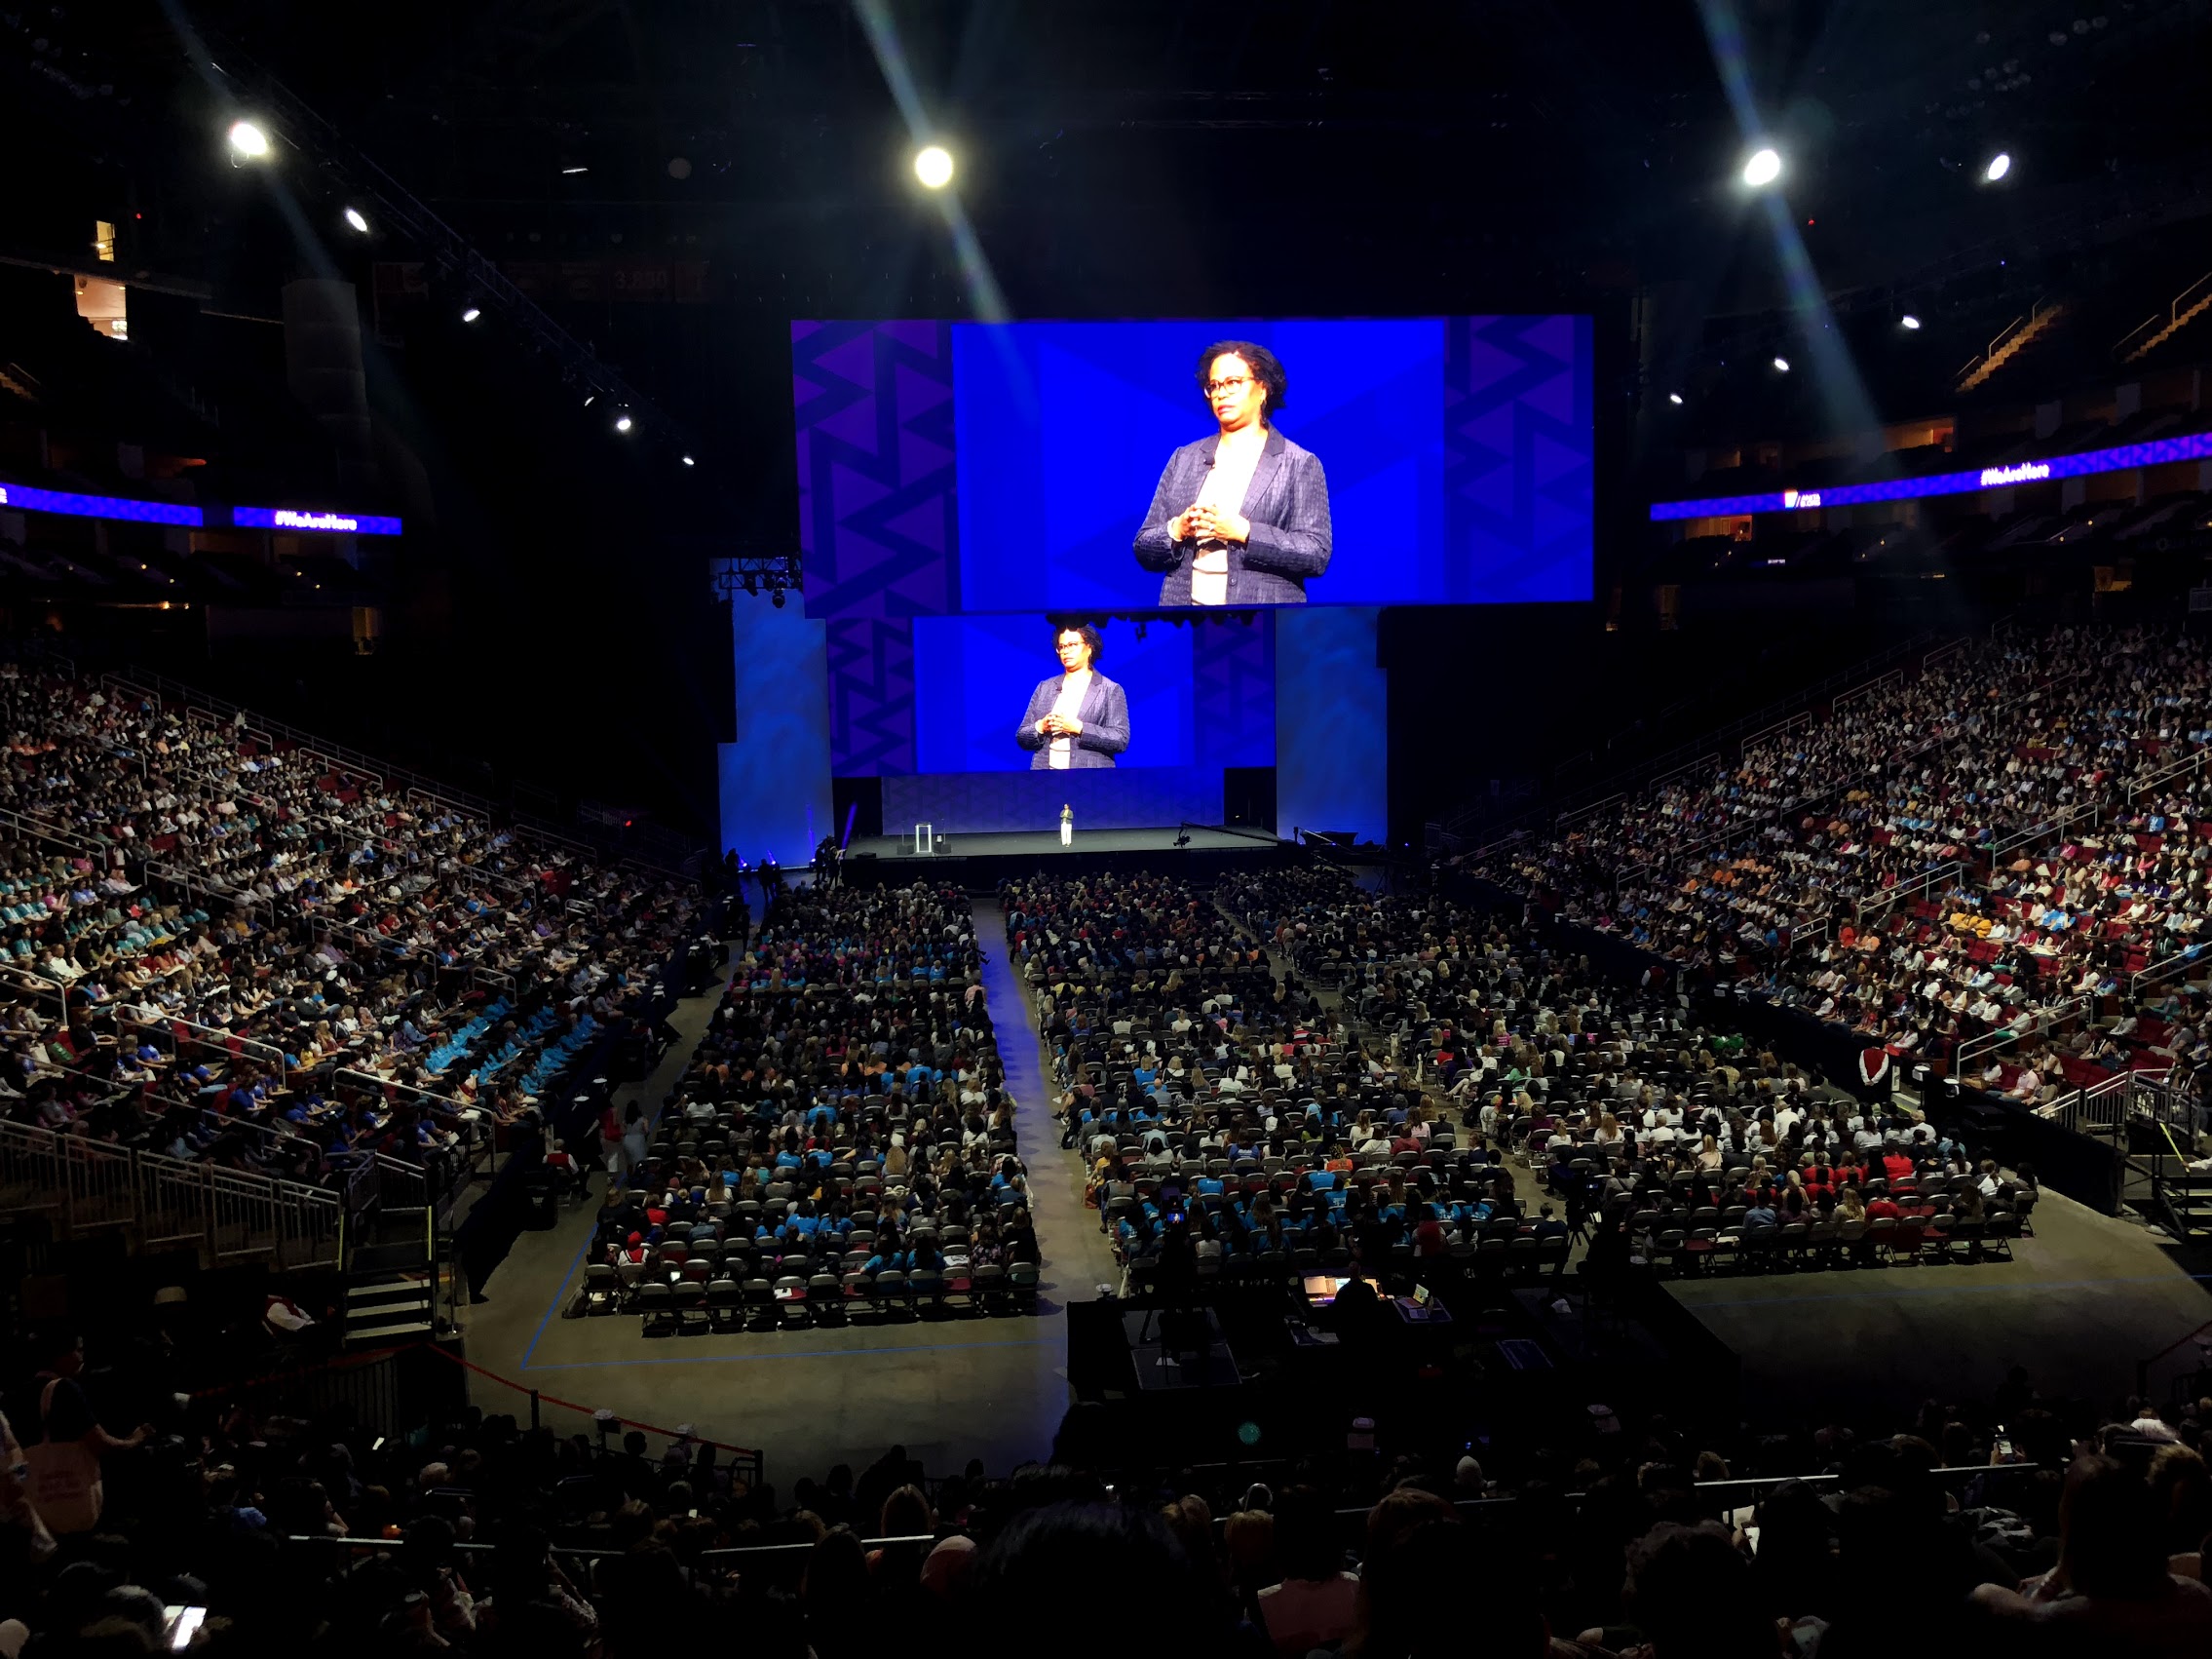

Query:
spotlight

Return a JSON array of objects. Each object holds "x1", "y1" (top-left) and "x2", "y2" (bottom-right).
[
  {"x1": 615, "y1": 415, "x2": 633, "y2": 433},
  {"x1": 1984, "y1": 151, "x2": 2011, "y2": 181},
  {"x1": 561, "y1": 165, "x2": 589, "y2": 175},
  {"x1": 772, "y1": 588, "x2": 787, "y2": 609},
  {"x1": 343, "y1": 207, "x2": 370, "y2": 234},
  {"x1": 1741, "y1": 146, "x2": 1782, "y2": 187},
  {"x1": 1667, "y1": 392, "x2": 1684, "y2": 405},
  {"x1": 913, "y1": 144, "x2": 955, "y2": 189},
  {"x1": 227, "y1": 119, "x2": 271, "y2": 161},
  {"x1": 681, "y1": 455, "x2": 696, "y2": 467},
  {"x1": 1900, "y1": 314, "x2": 1922, "y2": 329},
  {"x1": 1773, "y1": 356, "x2": 1791, "y2": 372},
  {"x1": 460, "y1": 306, "x2": 481, "y2": 323},
  {"x1": 583, "y1": 394, "x2": 595, "y2": 407}
]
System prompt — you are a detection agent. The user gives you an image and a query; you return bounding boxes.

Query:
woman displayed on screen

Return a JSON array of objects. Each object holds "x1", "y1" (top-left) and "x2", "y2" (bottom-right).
[
  {"x1": 1132, "y1": 340, "x2": 1334, "y2": 606},
  {"x1": 1014, "y1": 622, "x2": 1130, "y2": 770}
]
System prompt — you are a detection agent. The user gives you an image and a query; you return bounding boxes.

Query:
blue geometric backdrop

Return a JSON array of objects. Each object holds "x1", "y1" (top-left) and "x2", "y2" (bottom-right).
[
  {"x1": 794, "y1": 320, "x2": 961, "y2": 619},
  {"x1": 1442, "y1": 315, "x2": 1595, "y2": 602}
]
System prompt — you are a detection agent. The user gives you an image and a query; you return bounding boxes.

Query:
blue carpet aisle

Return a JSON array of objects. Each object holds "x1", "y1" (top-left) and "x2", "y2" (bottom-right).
[
  {"x1": 977, "y1": 916, "x2": 1051, "y2": 1131},
  {"x1": 971, "y1": 901, "x2": 1121, "y2": 1300}
]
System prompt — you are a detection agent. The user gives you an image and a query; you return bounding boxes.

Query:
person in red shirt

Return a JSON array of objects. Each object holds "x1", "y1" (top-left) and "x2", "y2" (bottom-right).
[
  {"x1": 1882, "y1": 1146, "x2": 1915, "y2": 1185},
  {"x1": 1865, "y1": 1192, "x2": 1903, "y2": 1220}
]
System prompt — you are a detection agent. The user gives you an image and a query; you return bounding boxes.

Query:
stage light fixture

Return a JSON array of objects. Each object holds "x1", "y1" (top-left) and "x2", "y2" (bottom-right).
[
  {"x1": 681, "y1": 455, "x2": 695, "y2": 467},
  {"x1": 1667, "y1": 392, "x2": 1684, "y2": 405},
  {"x1": 615, "y1": 414, "x2": 633, "y2": 433},
  {"x1": 1984, "y1": 151, "x2": 2011, "y2": 181},
  {"x1": 1741, "y1": 146, "x2": 1782, "y2": 187},
  {"x1": 1773, "y1": 356, "x2": 1791, "y2": 372},
  {"x1": 460, "y1": 306, "x2": 481, "y2": 323},
  {"x1": 227, "y1": 119, "x2": 272, "y2": 161},
  {"x1": 772, "y1": 588, "x2": 786, "y2": 609},
  {"x1": 1900, "y1": 314, "x2": 1922, "y2": 329},
  {"x1": 343, "y1": 207, "x2": 370, "y2": 234},
  {"x1": 583, "y1": 394, "x2": 595, "y2": 407},
  {"x1": 913, "y1": 145, "x2": 955, "y2": 189}
]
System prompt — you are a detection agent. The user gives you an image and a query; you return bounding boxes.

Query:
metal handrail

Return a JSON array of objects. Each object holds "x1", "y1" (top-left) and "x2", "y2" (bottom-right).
[
  {"x1": 1954, "y1": 991, "x2": 2089, "y2": 1075},
  {"x1": 2115, "y1": 266, "x2": 2212, "y2": 362},
  {"x1": 1960, "y1": 295, "x2": 2060, "y2": 384},
  {"x1": 2132, "y1": 945, "x2": 2207, "y2": 998},
  {"x1": 1852, "y1": 860, "x2": 1964, "y2": 928},
  {"x1": 0, "y1": 1117, "x2": 341, "y2": 1268}
]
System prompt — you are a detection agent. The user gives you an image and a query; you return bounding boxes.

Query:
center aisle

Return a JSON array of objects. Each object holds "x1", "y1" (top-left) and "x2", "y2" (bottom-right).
[{"x1": 973, "y1": 899, "x2": 1122, "y2": 1303}]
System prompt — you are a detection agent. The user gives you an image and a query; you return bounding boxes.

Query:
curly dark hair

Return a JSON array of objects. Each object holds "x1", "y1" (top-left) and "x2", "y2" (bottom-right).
[
  {"x1": 1195, "y1": 340, "x2": 1285, "y2": 424},
  {"x1": 1052, "y1": 621, "x2": 1104, "y2": 666}
]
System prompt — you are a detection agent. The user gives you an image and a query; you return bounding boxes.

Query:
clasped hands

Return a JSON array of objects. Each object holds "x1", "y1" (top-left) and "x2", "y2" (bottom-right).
[
  {"x1": 1166, "y1": 503, "x2": 1250, "y2": 544},
  {"x1": 1039, "y1": 713, "x2": 1085, "y2": 737}
]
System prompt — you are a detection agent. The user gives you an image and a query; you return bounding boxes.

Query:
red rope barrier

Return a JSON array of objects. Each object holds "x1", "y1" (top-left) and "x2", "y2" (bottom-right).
[
  {"x1": 187, "y1": 1339, "x2": 764, "y2": 1463},
  {"x1": 414, "y1": 1344, "x2": 764, "y2": 1461}
]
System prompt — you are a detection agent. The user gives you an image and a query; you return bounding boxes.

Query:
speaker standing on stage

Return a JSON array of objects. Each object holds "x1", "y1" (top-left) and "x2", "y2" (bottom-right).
[
  {"x1": 1133, "y1": 340, "x2": 1333, "y2": 606},
  {"x1": 1015, "y1": 622, "x2": 1130, "y2": 770}
]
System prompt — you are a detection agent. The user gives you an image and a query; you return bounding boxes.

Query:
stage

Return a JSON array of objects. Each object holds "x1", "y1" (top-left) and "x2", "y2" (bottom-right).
[{"x1": 838, "y1": 824, "x2": 1305, "y2": 884}]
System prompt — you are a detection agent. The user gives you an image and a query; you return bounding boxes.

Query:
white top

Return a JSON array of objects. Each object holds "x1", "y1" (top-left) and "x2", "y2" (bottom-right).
[
  {"x1": 1191, "y1": 428, "x2": 1267, "y2": 605},
  {"x1": 1045, "y1": 669, "x2": 1091, "y2": 770}
]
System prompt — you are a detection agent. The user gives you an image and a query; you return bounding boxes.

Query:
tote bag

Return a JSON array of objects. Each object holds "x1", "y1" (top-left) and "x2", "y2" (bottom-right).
[{"x1": 22, "y1": 1378, "x2": 103, "y2": 1535}]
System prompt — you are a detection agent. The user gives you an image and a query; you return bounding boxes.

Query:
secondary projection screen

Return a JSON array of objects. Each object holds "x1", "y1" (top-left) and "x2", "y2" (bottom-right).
[{"x1": 789, "y1": 316, "x2": 1589, "y2": 833}]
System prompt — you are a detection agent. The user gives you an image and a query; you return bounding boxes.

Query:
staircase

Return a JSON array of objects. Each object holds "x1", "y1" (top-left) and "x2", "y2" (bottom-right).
[
  {"x1": 344, "y1": 1201, "x2": 439, "y2": 1347},
  {"x1": 2116, "y1": 268, "x2": 2212, "y2": 365},
  {"x1": 2163, "y1": 1169, "x2": 2212, "y2": 1243},
  {"x1": 344, "y1": 1271, "x2": 437, "y2": 1347},
  {"x1": 1958, "y1": 297, "x2": 2069, "y2": 393}
]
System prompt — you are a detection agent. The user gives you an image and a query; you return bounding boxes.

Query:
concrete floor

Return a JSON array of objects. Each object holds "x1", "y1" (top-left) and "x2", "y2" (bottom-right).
[
  {"x1": 1668, "y1": 1187, "x2": 2212, "y2": 1423},
  {"x1": 453, "y1": 904, "x2": 2212, "y2": 1485},
  {"x1": 451, "y1": 903, "x2": 1120, "y2": 1487}
]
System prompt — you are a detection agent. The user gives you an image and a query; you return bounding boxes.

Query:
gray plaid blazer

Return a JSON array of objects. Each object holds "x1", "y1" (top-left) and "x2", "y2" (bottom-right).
[{"x1": 1131, "y1": 425, "x2": 1333, "y2": 606}]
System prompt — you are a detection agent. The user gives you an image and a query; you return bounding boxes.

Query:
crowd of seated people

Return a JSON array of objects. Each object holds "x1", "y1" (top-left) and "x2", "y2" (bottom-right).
[
  {"x1": 1484, "y1": 626, "x2": 2212, "y2": 1093},
  {"x1": 999, "y1": 871, "x2": 1553, "y2": 1287},
  {"x1": 6, "y1": 1310, "x2": 2210, "y2": 1659},
  {"x1": 577, "y1": 881, "x2": 1043, "y2": 1326},
  {"x1": 0, "y1": 661, "x2": 713, "y2": 1195},
  {"x1": 1209, "y1": 864, "x2": 2060, "y2": 1281}
]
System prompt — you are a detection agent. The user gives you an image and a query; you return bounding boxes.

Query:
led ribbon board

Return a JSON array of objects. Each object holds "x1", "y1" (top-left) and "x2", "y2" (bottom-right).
[
  {"x1": 0, "y1": 482, "x2": 203, "y2": 527},
  {"x1": 231, "y1": 507, "x2": 402, "y2": 536},
  {"x1": 1649, "y1": 429, "x2": 2212, "y2": 522}
]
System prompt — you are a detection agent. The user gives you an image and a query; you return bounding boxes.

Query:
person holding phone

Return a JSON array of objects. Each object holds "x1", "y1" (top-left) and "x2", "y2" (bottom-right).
[{"x1": 1133, "y1": 340, "x2": 1333, "y2": 606}]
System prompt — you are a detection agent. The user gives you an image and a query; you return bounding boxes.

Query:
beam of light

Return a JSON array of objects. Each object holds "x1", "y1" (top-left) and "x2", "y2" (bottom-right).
[
  {"x1": 852, "y1": 0, "x2": 1010, "y2": 323},
  {"x1": 1696, "y1": 0, "x2": 1884, "y2": 445}
]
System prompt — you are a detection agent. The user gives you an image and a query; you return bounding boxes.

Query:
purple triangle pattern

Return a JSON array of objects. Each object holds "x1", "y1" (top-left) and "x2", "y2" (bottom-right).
[
  {"x1": 825, "y1": 617, "x2": 917, "y2": 775},
  {"x1": 1442, "y1": 315, "x2": 1595, "y2": 602},
  {"x1": 793, "y1": 321, "x2": 962, "y2": 619}
]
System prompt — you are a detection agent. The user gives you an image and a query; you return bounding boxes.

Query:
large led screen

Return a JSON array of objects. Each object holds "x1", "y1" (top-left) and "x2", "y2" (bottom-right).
[{"x1": 793, "y1": 314, "x2": 1594, "y2": 624}]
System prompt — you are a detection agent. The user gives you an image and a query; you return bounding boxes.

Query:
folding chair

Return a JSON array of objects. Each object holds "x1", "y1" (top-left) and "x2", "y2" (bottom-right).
[
  {"x1": 706, "y1": 1278, "x2": 743, "y2": 1332},
  {"x1": 635, "y1": 1281, "x2": 677, "y2": 1336}
]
